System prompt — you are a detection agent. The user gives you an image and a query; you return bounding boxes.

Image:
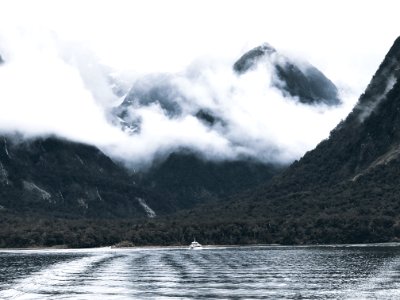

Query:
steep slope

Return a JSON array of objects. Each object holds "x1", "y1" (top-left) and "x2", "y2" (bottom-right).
[
  {"x1": 177, "y1": 36, "x2": 400, "y2": 244},
  {"x1": 234, "y1": 43, "x2": 341, "y2": 105},
  {"x1": 139, "y1": 152, "x2": 282, "y2": 209},
  {"x1": 114, "y1": 36, "x2": 400, "y2": 246},
  {"x1": 269, "y1": 36, "x2": 400, "y2": 189},
  {"x1": 0, "y1": 135, "x2": 167, "y2": 218}
]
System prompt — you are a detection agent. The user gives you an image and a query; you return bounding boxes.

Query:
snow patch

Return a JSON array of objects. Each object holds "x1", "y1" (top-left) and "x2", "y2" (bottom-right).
[
  {"x1": 58, "y1": 190, "x2": 65, "y2": 202},
  {"x1": 75, "y1": 154, "x2": 85, "y2": 165},
  {"x1": 3, "y1": 138, "x2": 10, "y2": 158},
  {"x1": 96, "y1": 187, "x2": 103, "y2": 202},
  {"x1": 136, "y1": 197, "x2": 156, "y2": 218},
  {"x1": 77, "y1": 198, "x2": 88, "y2": 209},
  {"x1": 23, "y1": 181, "x2": 52, "y2": 202},
  {"x1": 0, "y1": 162, "x2": 9, "y2": 185}
]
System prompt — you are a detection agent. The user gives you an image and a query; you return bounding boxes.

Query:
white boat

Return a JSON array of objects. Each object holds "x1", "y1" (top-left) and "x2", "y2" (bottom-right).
[{"x1": 189, "y1": 239, "x2": 203, "y2": 250}]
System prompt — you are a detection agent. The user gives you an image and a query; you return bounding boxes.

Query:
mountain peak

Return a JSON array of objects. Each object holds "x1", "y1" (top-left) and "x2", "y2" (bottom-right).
[
  {"x1": 233, "y1": 43, "x2": 276, "y2": 73},
  {"x1": 233, "y1": 43, "x2": 341, "y2": 105},
  {"x1": 259, "y1": 42, "x2": 276, "y2": 52}
]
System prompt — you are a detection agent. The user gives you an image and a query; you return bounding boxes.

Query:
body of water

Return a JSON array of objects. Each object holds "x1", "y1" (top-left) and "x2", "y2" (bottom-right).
[{"x1": 0, "y1": 244, "x2": 400, "y2": 299}]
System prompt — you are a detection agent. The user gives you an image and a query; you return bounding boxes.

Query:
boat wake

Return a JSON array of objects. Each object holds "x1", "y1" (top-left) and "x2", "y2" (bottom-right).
[{"x1": 0, "y1": 246, "x2": 400, "y2": 299}]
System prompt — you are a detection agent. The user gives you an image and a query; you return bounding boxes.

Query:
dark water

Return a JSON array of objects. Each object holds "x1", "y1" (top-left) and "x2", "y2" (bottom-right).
[{"x1": 1, "y1": 244, "x2": 400, "y2": 299}]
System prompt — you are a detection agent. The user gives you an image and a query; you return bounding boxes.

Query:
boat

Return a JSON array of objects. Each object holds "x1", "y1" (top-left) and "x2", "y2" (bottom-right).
[{"x1": 189, "y1": 239, "x2": 203, "y2": 250}]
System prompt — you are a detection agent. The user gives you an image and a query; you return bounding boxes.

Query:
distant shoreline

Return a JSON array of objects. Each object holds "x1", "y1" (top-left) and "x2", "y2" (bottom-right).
[
  {"x1": 1, "y1": 242, "x2": 400, "y2": 252},
  {"x1": 0, "y1": 244, "x2": 275, "y2": 251}
]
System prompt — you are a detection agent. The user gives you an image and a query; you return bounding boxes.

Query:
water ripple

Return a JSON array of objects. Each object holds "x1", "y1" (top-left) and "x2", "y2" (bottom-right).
[{"x1": 0, "y1": 245, "x2": 399, "y2": 299}]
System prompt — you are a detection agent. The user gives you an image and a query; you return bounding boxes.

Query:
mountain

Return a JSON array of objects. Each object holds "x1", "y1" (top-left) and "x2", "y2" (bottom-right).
[
  {"x1": 0, "y1": 135, "x2": 168, "y2": 219},
  {"x1": 3, "y1": 36, "x2": 395, "y2": 248},
  {"x1": 137, "y1": 151, "x2": 282, "y2": 210},
  {"x1": 234, "y1": 43, "x2": 341, "y2": 105},
  {"x1": 116, "y1": 43, "x2": 341, "y2": 133},
  {"x1": 160, "y1": 36, "x2": 400, "y2": 245},
  {"x1": 112, "y1": 44, "x2": 342, "y2": 210}
]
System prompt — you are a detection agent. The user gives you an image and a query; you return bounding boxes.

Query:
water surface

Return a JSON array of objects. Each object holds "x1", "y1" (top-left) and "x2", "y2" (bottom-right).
[{"x1": 0, "y1": 244, "x2": 400, "y2": 299}]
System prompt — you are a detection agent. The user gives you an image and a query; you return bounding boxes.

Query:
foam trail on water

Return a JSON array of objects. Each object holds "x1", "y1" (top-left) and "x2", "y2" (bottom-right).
[{"x1": 0, "y1": 253, "x2": 111, "y2": 299}]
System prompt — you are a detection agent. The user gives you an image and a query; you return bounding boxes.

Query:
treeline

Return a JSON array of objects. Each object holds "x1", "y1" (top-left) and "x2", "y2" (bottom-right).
[
  {"x1": 1, "y1": 206, "x2": 399, "y2": 249},
  {"x1": 0, "y1": 213, "x2": 273, "y2": 248}
]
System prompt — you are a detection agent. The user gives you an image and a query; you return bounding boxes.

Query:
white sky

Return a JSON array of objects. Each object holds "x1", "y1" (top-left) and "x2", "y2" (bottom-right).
[
  {"x1": 1, "y1": 0, "x2": 399, "y2": 86},
  {"x1": 0, "y1": 0, "x2": 399, "y2": 166}
]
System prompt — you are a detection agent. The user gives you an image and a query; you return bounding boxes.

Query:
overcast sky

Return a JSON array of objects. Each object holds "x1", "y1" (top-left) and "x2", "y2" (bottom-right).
[
  {"x1": 1, "y1": 0, "x2": 399, "y2": 85},
  {"x1": 2, "y1": 0, "x2": 397, "y2": 84},
  {"x1": 0, "y1": 0, "x2": 399, "y2": 166}
]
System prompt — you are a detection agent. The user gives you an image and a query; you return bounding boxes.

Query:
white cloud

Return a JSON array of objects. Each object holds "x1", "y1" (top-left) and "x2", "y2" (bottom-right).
[{"x1": 0, "y1": 0, "x2": 398, "y2": 167}]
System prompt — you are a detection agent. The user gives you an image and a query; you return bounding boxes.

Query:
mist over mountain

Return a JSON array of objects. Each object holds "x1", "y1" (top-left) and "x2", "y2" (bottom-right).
[
  {"x1": 111, "y1": 42, "x2": 350, "y2": 168},
  {"x1": 0, "y1": 0, "x2": 397, "y2": 173},
  {"x1": 116, "y1": 42, "x2": 341, "y2": 133},
  {"x1": 110, "y1": 44, "x2": 343, "y2": 208},
  {"x1": 0, "y1": 25, "x2": 356, "y2": 169},
  {"x1": 160, "y1": 36, "x2": 400, "y2": 245}
]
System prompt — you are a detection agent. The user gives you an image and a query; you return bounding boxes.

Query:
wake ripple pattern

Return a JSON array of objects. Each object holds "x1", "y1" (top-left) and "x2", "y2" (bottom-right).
[{"x1": 0, "y1": 245, "x2": 399, "y2": 299}]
